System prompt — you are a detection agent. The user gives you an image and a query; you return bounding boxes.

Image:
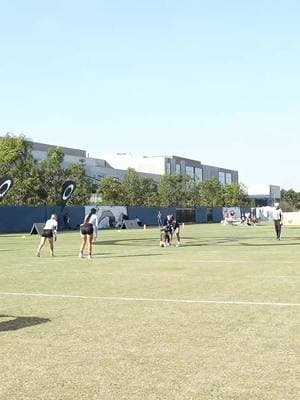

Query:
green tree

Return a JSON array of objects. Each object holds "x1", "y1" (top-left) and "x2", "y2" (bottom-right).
[
  {"x1": 158, "y1": 174, "x2": 193, "y2": 207},
  {"x1": 0, "y1": 133, "x2": 41, "y2": 205},
  {"x1": 98, "y1": 176, "x2": 124, "y2": 205},
  {"x1": 140, "y1": 177, "x2": 159, "y2": 206},
  {"x1": 281, "y1": 189, "x2": 300, "y2": 210},
  {"x1": 65, "y1": 160, "x2": 94, "y2": 205},
  {"x1": 223, "y1": 183, "x2": 250, "y2": 207},
  {"x1": 121, "y1": 168, "x2": 143, "y2": 206},
  {"x1": 197, "y1": 177, "x2": 224, "y2": 206},
  {"x1": 37, "y1": 147, "x2": 66, "y2": 205}
]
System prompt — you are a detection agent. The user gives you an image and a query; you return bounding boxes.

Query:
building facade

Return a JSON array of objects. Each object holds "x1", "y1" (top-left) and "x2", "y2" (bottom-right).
[
  {"x1": 106, "y1": 154, "x2": 239, "y2": 185},
  {"x1": 30, "y1": 141, "x2": 161, "y2": 182},
  {"x1": 247, "y1": 184, "x2": 281, "y2": 206},
  {"x1": 1, "y1": 137, "x2": 239, "y2": 185}
]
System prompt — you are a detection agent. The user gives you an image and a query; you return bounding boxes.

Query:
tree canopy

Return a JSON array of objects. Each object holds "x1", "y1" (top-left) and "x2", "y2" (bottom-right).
[
  {"x1": 0, "y1": 134, "x2": 93, "y2": 205},
  {"x1": 0, "y1": 133, "x2": 255, "y2": 208}
]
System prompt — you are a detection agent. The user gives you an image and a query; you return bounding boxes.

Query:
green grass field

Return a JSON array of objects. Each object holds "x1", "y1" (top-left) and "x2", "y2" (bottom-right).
[{"x1": 1, "y1": 223, "x2": 300, "y2": 400}]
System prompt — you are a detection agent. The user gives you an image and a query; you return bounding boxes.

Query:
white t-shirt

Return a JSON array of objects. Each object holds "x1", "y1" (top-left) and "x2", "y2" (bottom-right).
[
  {"x1": 44, "y1": 218, "x2": 58, "y2": 237},
  {"x1": 273, "y1": 208, "x2": 282, "y2": 221},
  {"x1": 84, "y1": 214, "x2": 98, "y2": 228}
]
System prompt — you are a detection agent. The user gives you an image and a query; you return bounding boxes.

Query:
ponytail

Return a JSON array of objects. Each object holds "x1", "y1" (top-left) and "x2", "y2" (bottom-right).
[
  {"x1": 84, "y1": 208, "x2": 97, "y2": 223},
  {"x1": 85, "y1": 211, "x2": 94, "y2": 223}
]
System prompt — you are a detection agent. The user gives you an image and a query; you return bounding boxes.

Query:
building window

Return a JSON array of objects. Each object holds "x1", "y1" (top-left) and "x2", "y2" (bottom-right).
[
  {"x1": 166, "y1": 162, "x2": 171, "y2": 175},
  {"x1": 195, "y1": 167, "x2": 203, "y2": 182},
  {"x1": 175, "y1": 164, "x2": 181, "y2": 174},
  {"x1": 225, "y1": 173, "x2": 232, "y2": 184},
  {"x1": 218, "y1": 171, "x2": 225, "y2": 185},
  {"x1": 185, "y1": 166, "x2": 194, "y2": 179}
]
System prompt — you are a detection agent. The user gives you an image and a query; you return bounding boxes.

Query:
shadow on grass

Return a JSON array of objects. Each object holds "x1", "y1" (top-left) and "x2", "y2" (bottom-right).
[
  {"x1": 93, "y1": 236, "x2": 197, "y2": 245},
  {"x1": 96, "y1": 253, "x2": 164, "y2": 258},
  {"x1": 93, "y1": 238, "x2": 161, "y2": 246},
  {"x1": 57, "y1": 252, "x2": 163, "y2": 258},
  {"x1": 239, "y1": 241, "x2": 300, "y2": 246},
  {"x1": 0, "y1": 315, "x2": 50, "y2": 332}
]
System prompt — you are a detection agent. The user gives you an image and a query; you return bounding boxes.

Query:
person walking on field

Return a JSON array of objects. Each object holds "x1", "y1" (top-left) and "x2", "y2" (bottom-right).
[
  {"x1": 157, "y1": 210, "x2": 163, "y2": 227},
  {"x1": 79, "y1": 208, "x2": 98, "y2": 259},
  {"x1": 273, "y1": 202, "x2": 283, "y2": 240},
  {"x1": 36, "y1": 214, "x2": 58, "y2": 257}
]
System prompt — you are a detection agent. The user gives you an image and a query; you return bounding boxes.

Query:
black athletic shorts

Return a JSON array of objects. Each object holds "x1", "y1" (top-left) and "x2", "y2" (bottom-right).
[
  {"x1": 42, "y1": 229, "x2": 54, "y2": 238},
  {"x1": 80, "y1": 223, "x2": 93, "y2": 235}
]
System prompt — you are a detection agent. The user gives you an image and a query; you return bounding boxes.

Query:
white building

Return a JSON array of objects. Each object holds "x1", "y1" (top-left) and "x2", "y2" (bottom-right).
[
  {"x1": 106, "y1": 153, "x2": 239, "y2": 185},
  {"x1": 1, "y1": 137, "x2": 239, "y2": 185},
  {"x1": 247, "y1": 184, "x2": 281, "y2": 206}
]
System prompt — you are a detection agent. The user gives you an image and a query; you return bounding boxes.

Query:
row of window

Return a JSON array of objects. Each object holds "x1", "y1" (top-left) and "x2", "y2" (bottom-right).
[
  {"x1": 166, "y1": 162, "x2": 232, "y2": 185},
  {"x1": 218, "y1": 171, "x2": 232, "y2": 185}
]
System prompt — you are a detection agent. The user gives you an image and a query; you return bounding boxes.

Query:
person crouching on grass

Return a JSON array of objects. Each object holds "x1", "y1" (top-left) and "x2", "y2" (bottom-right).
[
  {"x1": 79, "y1": 207, "x2": 98, "y2": 259},
  {"x1": 160, "y1": 224, "x2": 172, "y2": 247},
  {"x1": 36, "y1": 214, "x2": 58, "y2": 257},
  {"x1": 166, "y1": 214, "x2": 181, "y2": 246}
]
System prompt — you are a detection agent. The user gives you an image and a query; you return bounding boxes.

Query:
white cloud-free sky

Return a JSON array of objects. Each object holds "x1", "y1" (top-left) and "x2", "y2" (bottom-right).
[{"x1": 1, "y1": 1, "x2": 300, "y2": 189}]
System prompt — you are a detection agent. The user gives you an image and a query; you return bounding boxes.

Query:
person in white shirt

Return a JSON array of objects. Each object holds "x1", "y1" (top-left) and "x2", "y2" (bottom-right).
[
  {"x1": 36, "y1": 214, "x2": 58, "y2": 257},
  {"x1": 273, "y1": 203, "x2": 283, "y2": 240},
  {"x1": 79, "y1": 208, "x2": 98, "y2": 259}
]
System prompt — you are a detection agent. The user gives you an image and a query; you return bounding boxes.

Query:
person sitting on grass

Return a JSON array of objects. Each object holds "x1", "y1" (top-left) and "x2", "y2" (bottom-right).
[{"x1": 160, "y1": 224, "x2": 172, "y2": 247}]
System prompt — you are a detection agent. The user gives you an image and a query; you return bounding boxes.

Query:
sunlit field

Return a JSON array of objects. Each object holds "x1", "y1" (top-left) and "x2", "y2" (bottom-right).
[{"x1": 1, "y1": 223, "x2": 300, "y2": 400}]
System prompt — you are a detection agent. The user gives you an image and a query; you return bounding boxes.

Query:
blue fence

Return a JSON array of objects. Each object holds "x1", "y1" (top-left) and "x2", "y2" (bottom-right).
[
  {"x1": 195, "y1": 207, "x2": 208, "y2": 223},
  {"x1": 127, "y1": 206, "x2": 223, "y2": 225},
  {"x1": 0, "y1": 206, "x2": 85, "y2": 233},
  {"x1": 0, "y1": 205, "x2": 247, "y2": 233},
  {"x1": 127, "y1": 207, "x2": 176, "y2": 226}
]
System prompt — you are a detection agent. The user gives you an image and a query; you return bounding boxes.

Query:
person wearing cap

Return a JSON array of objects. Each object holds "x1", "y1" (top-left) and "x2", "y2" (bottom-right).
[
  {"x1": 273, "y1": 202, "x2": 283, "y2": 240},
  {"x1": 36, "y1": 214, "x2": 58, "y2": 257},
  {"x1": 79, "y1": 207, "x2": 98, "y2": 259}
]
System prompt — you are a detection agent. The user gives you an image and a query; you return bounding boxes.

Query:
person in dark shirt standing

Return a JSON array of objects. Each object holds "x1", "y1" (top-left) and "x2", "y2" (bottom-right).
[{"x1": 273, "y1": 202, "x2": 283, "y2": 240}]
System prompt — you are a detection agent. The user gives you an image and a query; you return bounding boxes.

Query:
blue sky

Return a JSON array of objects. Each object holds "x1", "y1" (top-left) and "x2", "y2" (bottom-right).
[{"x1": 1, "y1": 1, "x2": 300, "y2": 190}]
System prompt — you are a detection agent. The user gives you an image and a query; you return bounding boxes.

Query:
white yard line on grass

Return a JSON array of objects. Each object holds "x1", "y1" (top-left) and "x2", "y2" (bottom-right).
[
  {"x1": 261, "y1": 275, "x2": 300, "y2": 278},
  {"x1": 1, "y1": 291, "x2": 300, "y2": 307}
]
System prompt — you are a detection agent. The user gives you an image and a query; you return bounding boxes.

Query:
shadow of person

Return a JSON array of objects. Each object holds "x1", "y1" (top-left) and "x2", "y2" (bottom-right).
[{"x1": 0, "y1": 315, "x2": 50, "y2": 332}]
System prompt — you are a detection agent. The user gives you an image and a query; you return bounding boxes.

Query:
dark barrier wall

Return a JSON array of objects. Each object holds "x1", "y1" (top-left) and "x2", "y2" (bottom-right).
[
  {"x1": 176, "y1": 208, "x2": 195, "y2": 223},
  {"x1": 127, "y1": 206, "x2": 226, "y2": 225},
  {"x1": 0, "y1": 206, "x2": 45, "y2": 233},
  {"x1": 127, "y1": 207, "x2": 176, "y2": 226},
  {"x1": 212, "y1": 207, "x2": 224, "y2": 223},
  {"x1": 59, "y1": 206, "x2": 85, "y2": 230},
  {"x1": 0, "y1": 206, "x2": 85, "y2": 233},
  {"x1": 195, "y1": 207, "x2": 208, "y2": 223}
]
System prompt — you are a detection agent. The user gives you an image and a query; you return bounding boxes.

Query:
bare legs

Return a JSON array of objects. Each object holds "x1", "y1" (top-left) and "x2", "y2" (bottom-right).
[
  {"x1": 36, "y1": 237, "x2": 54, "y2": 256},
  {"x1": 79, "y1": 234, "x2": 93, "y2": 258}
]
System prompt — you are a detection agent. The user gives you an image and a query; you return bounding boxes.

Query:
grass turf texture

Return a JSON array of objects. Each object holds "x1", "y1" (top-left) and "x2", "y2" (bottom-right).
[{"x1": 0, "y1": 223, "x2": 300, "y2": 400}]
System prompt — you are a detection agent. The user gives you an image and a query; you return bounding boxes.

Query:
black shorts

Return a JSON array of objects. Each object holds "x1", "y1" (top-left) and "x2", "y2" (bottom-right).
[
  {"x1": 42, "y1": 229, "x2": 54, "y2": 238},
  {"x1": 80, "y1": 223, "x2": 93, "y2": 235}
]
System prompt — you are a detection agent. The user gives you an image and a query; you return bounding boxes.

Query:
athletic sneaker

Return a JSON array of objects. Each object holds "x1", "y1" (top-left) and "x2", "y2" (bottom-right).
[
  {"x1": 36, "y1": 252, "x2": 40, "y2": 257},
  {"x1": 88, "y1": 255, "x2": 92, "y2": 259},
  {"x1": 79, "y1": 252, "x2": 84, "y2": 259}
]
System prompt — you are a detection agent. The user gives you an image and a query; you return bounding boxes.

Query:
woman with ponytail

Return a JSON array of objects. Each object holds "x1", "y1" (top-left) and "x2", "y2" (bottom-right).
[{"x1": 79, "y1": 208, "x2": 98, "y2": 259}]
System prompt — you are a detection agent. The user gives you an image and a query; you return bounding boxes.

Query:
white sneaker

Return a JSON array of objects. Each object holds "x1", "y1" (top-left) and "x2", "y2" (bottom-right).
[
  {"x1": 79, "y1": 252, "x2": 84, "y2": 259},
  {"x1": 36, "y1": 252, "x2": 40, "y2": 257},
  {"x1": 88, "y1": 255, "x2": 92, "y2": 259}
]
